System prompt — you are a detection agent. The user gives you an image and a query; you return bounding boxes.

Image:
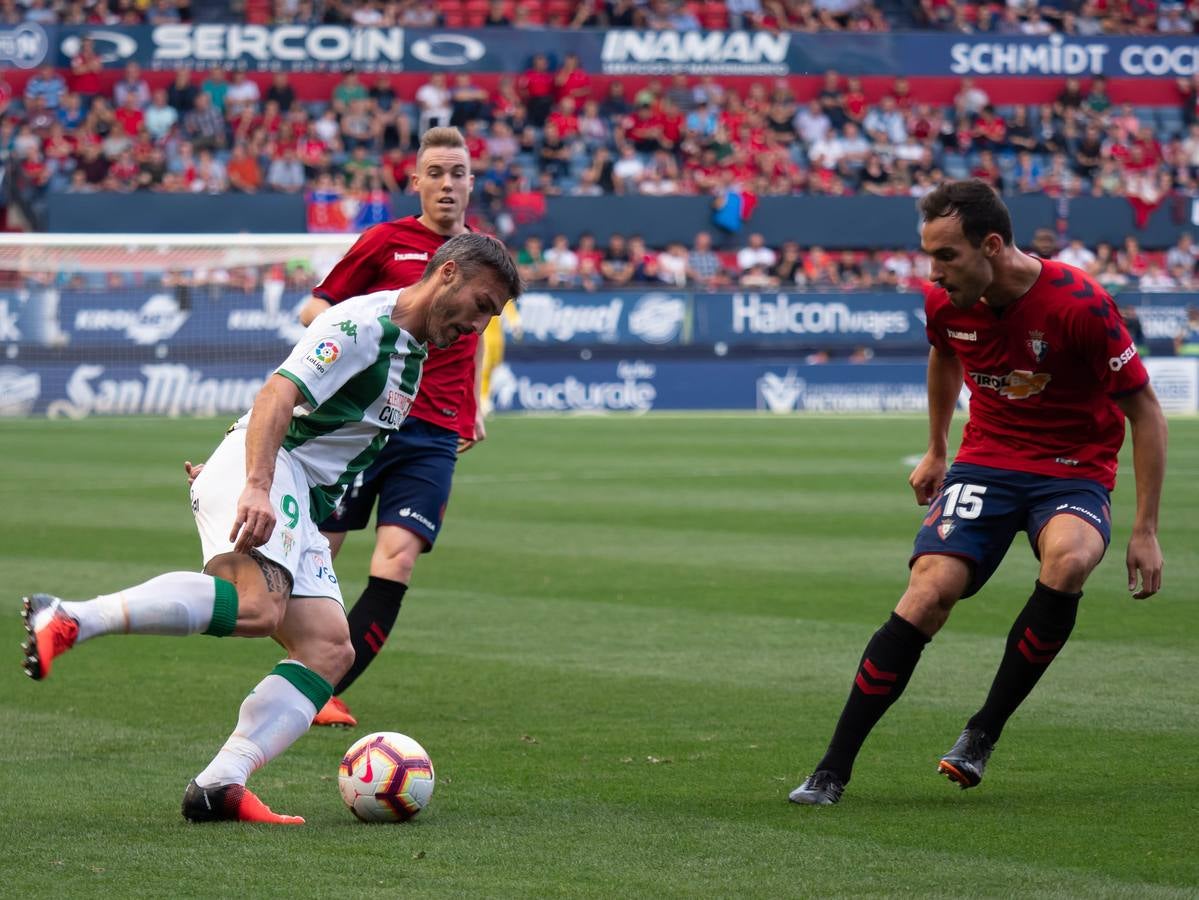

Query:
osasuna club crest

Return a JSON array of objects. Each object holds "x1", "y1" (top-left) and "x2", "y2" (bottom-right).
[
  {"x1": 1026, "y1": 329, "x2": 1050, "y2": 363},
  {"x1": 937, "y1": 518, "x2": 955, "y2": 540}
]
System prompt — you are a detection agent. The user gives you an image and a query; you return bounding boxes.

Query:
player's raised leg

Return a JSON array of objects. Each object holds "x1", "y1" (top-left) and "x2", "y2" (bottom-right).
[
  {"x1": 184, "y1": 573, "x2": 352, "y2": 825},
  {"x1": 22, "y1": 568, "x2": 246, "y2": 680},
  {"x1": 940, "y1": 513, "x2": 1102, "y2": 788},
  {"x1": 790, "y1": 555, "x2": 968, "y2": 805}
]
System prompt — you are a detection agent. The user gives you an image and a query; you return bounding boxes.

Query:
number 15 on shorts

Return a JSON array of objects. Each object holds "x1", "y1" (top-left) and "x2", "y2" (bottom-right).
[{"x1": 941, "y1": 483, "x2": 987, "y2": 519}]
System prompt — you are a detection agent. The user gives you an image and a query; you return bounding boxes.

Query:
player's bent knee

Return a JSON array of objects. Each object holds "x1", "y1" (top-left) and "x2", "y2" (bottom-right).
[
  {"x1": 294, "y1": 636, "x2": 354, "y2": 686},
  {"x1": 372, "y1": 526, "x2": 423, "y2": 583},
  {"x1": 1039, "y1": 548, "x2": 1098, "y2": 592}
]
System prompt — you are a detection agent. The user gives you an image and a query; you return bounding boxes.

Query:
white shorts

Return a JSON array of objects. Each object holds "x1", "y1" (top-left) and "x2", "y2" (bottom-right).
[{"x1": 190, "y1": 427, "x2": 344, "y2": 606}]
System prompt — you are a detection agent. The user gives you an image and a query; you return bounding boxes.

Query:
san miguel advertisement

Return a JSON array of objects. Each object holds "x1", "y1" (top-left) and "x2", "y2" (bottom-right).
[{"x1": 4, "y1": 24, "x2": 1199, "y2": 77}]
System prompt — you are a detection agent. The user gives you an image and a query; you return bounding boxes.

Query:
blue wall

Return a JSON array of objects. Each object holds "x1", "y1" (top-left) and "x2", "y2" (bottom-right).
[{"x1": 45, "y1": 193, "x2": 1192, "y2": 249}]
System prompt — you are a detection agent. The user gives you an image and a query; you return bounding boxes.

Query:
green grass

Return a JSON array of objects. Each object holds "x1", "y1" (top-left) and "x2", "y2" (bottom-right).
[{"x1": 0, "y1": 414, "x2": 1196, "y2": 898}]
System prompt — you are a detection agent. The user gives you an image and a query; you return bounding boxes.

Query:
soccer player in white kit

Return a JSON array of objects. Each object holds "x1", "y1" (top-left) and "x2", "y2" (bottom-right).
[{"x1": 21, "y1": 234, "x2": 521, "y2": 824}]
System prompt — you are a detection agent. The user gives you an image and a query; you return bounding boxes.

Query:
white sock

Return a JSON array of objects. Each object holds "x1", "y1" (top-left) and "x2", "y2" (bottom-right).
[
  {"x1": 194, "y1": 661, "x2": 329, "y2": 788},
  {"x1": 61, "y1": 572, "x2": 233, "y2": 643}
]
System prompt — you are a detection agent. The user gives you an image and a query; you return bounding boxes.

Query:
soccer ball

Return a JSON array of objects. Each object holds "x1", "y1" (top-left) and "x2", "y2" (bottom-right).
[{"x1": 338, "y1": 732, "x2": 435, "y2": 822}]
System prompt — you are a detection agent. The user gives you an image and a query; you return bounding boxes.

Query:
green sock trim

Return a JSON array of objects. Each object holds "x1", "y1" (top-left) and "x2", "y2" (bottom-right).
[
  {"x1": 271, "y1": 661, "x2": 334, "y2": 710},
  {"x1": 203, "y1": 577, "x2": 238, "y2": 637}
]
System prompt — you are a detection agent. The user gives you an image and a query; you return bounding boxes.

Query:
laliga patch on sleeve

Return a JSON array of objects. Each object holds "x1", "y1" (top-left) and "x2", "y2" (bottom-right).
[{"x1": 303, "y1": 339, "x2": 341, "y2": 375}]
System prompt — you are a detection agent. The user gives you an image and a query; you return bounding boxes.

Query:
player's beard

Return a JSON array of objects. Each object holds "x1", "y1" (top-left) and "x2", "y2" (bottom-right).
[{"x1": 427, "y1": 283, "x2": 468, "y2": 348}]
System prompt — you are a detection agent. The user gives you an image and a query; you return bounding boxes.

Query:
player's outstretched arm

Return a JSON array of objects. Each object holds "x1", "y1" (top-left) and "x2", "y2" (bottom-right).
[
  {"x1": 1116, "y1": 384, "x2": 1167, "y2": 599},
  {"x1": 232, "y1": 374, "x2": 304, "y2": 554},
  {"x1": 909, "y1": 346, "x2": 963, "y2": 505},
  {"x1": 298, "y1": 295, "x2": 332, "y2": 326}
]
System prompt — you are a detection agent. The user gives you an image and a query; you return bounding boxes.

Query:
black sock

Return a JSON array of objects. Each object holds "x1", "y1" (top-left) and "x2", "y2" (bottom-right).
[
  {"x1": 967, "y1": 580, "x2": 1081, "y2": 742},
  {"x1": 334, "y1": 575, "x2": 408, "y2": 696},
  {"x1": 816, "y1": 612, "x2": 931, "y2": 783}
]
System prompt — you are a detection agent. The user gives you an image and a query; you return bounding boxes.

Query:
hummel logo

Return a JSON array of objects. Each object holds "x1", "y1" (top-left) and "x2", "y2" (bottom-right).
[
  {"x1": 948, "y1": 329, "x2": 977, "y2": 341},
  {"x1": 394, "y1": 252, "x2": 429, "y2": 262}
]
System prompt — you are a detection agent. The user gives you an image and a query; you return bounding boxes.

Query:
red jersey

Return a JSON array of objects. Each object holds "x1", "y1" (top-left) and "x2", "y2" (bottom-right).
[
  {"x1": 924, "y1": 259, "x2": 1148, "y2": 489},
  {"x1": 313, "y1": 216, "x2": 479, "y2": 438}
]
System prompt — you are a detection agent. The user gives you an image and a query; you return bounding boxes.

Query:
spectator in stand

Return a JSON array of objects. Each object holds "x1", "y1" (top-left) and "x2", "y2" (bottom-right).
[
  {"x1": 1166, "y1": 233, "x2": 1198, "y2": 279},
  {"x1": 685, "y1": 231, "x2": 726, "y2": 289},
  {"x1": 224, "y1": 142, "x2": 262, "y2": 194},
  {"x1": 837, "y1": 122, "x2": 872, "y2": 171},
  {"x1": 538, "y1": 122, "x2": 572, "y2": 180},
  {"x1": 201, "y1": 69, "x2": 228, "y2": 115},
  {"x1": 1056, "y1": 238, "x2": 1097, "y2": 272},
  {"x1": 23, "y1": 94, "x2": 57, "y2": 136},
  {"x1": 555, "y1": 53, "x2": 592, "y2": 105},
  {"x1": 25, "y1": 64, "x2": 67, "y2": 111},
  {"x1": 601, "y1": 233, "x2": 634, "y2": 286},
  {"x1": 183, "y1": 92, "x2": 226, "y2": 152},
  {"x1": 544, "y1": 234, "x2": 581, "y2": 287},
  {"x1": 794, "y1": 99, "x2": 832, "y2": 147},
  {"x1": 143, "y1": 89, "x2": 178, "y2": 142},
  {"x1": 954, "y1": 77, "x2": 989, "y2": 116},
  {"x1": 837, "y1": 249, "x2": 870, "y2": 289},
  {"x1": 516, "y1": 236, "x2": 547, "y2": 286},
  {"x1": 772, "y1": 241, "x2": 804, "y2": 286},
  {"x1": 577, "y1": 100, "x2": 610, "y2": 150},
  {"x1": 857, "y1": 154, "x2": 891, "y2": 195},
  {"x1": 863, "y1": 95, "x2": 907, "y2": 147},
  {"x1": 640, "y1": 149, "x2": 680, "y2": 196},
  {"x1": 267, "y1": 147, "x2": 305, "y2": 193},
  {"x1": 225, "y1": 70, "x2": 261, "y2": 118},
  {"x1": 69, "y1": 37, "x2": 103, "y2": 107},
  {"x1": 656, "y1": 243, "x2": 690, "y2": 286},
  {"x1": 450, "y1": 74, "x2": 490, "y2": 128},
  {"x1": 192, "y1": 148, "x2": 228, "y2": 194},
  {"x1": 113, "y1": 62, "x2": 151, "y2": 111},
  {"x1": 585, "y1": 146, "x2": 616, "y2": 194},
  {"x1": 113, "y1": 90, "x2": 145, "y2": 139},
  {"x1": 56, "y1": 91, "x2": 86, "y2": 131},
  {"x1": 737, "y1": 233, "x2": 777, "y2": 272},
  {"x1": 520, "y1": 53, "x2": 557, "y2": 128},
  {"x1": 1118, "y1": 236, "x2": 1150, "y2": 278},
  {"x1": 627, "y1": 234, "x2": 658, "y2": 282},
  {"x1": 168, "y1": 69, "x2": 198, "y2": 116},
  {"x1": 818, "y1": 70, "x2": 847, "y2": 130},
  {"x1": 1140, "y1": 263, "x2": 1178, "y2": 292},
  {"x1": 612, "y1": 144, "x2": 646, "y2": 195},
  {"x1": 416, "y1": 74, "x2": 452, "y2": 135},
  {"x1": 266, "y1": 72, "x2": 295, "y2": 113},
  {"x1": 1013, "y1": 150, "x2": 1045, "y2": 193}
]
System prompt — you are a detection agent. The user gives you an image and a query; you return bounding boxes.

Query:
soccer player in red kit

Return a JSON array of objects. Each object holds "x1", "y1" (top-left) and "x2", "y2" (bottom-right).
[
  {"x1": 791, "y1": 180, "x2": 1167, "y2": 805},
  {"x1": 299, "y1": 126, "x2": 485, "y2": 726}
]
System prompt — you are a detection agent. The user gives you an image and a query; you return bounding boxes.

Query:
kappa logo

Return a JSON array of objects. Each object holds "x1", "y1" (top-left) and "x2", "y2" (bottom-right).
[
  {"x1": 1026, "y1": 329, "x2": 1050, "y2": 362},
  {"x1": 394, "y1": 251, "x2": 430, "y2": 262}
]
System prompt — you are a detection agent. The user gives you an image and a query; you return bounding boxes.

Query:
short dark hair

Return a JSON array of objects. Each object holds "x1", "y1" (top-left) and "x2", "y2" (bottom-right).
[
  {"x1": 918, "y1": 179, "x2": 1013, "y2": 248},
  {"x1": 423, "y1": 232, "x2": 524, "y2": 302}
]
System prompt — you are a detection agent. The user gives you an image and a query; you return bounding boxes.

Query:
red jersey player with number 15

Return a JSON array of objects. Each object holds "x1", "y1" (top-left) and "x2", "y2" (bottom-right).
[
  {"x1": 298, "y1": 127, "x2": 486, "y2": 727},
  {"x1": 790, "y1": 180, "x2": 1167, "y2": 806}
]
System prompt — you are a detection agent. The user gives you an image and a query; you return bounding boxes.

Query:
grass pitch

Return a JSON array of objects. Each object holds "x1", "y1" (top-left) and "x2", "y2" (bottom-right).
[{"x1": 1, "y1": 413, "x2": 1196, "y2": 898}]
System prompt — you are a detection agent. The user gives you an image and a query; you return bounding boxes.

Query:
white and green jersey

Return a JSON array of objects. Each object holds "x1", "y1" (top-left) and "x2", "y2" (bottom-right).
[{"x1": 234, "y1": 289, "x2": 427, "y2": 522}]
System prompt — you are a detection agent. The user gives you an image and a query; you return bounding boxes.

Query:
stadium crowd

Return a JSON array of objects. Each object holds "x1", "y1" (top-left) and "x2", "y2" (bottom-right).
[
  {"x1": 3, "y1": 60, "x2": 1195, "y2": 213},
  {"x1": 5, "y1": 0, "x2": 1198, "y2": 33},
  {"x1": 1, "y1": 1, "x2": 1197, "y2": 295}
]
